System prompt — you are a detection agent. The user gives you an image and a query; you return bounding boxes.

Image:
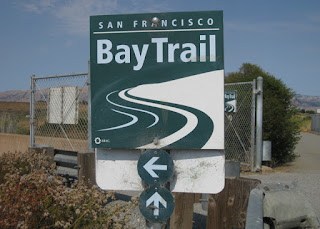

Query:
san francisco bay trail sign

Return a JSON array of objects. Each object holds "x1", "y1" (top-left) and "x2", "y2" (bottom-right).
[{"x1": 90, "y1": 10, "x2": 226, "y2": 222}]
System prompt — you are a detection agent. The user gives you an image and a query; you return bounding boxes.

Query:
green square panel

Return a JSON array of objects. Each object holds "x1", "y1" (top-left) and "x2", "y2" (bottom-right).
[{"x1": 90, "y1": 11, "x2": 225, "y2": 150}]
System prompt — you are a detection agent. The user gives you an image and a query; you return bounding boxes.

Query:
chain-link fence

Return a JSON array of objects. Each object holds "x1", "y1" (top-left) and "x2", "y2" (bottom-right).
[
  {"x1": 30, "y1": 73, "x2": 257, "y2": 166},
  {"x1": 30, "y1": 73, "x2": 89, "y2": 152},
  {"x1": 225, "y1": 81, "x2": 255, "y2": 166}
]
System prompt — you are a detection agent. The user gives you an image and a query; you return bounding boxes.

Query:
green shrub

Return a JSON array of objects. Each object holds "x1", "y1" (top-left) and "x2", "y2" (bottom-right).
[{"x1": 226, "y1": 63, "x2": 301, "y2": 164}]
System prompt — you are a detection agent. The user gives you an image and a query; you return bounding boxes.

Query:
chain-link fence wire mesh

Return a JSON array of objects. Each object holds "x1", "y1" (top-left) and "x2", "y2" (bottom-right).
[
  {"x1": 32, "y1": 73, "x2": 89, "y2": 152},
  {"x1": 225, "y1": 81, "x2": 255, "y2": 165},
  {"x1": 31, "y1": 74, "x2": 255, "y2": 163}
]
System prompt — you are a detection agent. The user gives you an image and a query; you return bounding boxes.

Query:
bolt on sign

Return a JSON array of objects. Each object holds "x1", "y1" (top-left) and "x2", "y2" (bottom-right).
[{"x1": 90, "y1": 11, "x2": 224, "y2": 150}]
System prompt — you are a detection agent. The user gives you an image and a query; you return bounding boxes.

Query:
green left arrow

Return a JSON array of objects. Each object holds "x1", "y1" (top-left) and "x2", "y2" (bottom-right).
[{"x1": 137, "y1": 149, "x2": 174, "y2": 185}]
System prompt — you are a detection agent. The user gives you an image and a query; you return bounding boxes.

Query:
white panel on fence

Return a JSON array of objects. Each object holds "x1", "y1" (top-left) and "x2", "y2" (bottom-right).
[
  {"x1": 48, "y1": 87, "x2": 62, "y2": 124},
  {"x1": 63, "y1": 86, "x2": 79, "y2": 124},
  {"x1": 96, "y1": 149, "x2": 225, "y2": 194},
  {"x1": 48, "y1": 86, "x2": 79, "y2": 124}
]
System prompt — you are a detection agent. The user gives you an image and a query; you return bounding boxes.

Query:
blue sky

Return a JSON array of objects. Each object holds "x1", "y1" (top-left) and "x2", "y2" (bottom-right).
[{"x1": 0, "y1": 0, "x2": 319, "y2": 96}]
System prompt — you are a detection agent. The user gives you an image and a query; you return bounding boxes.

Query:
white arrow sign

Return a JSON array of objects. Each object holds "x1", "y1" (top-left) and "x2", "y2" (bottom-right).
[
  {"x1": 143, "y1": 157, "x2": 167, "y2": 178},
  {"x1": 146, "y1": 192, "x2": 167, "y2": 216}
]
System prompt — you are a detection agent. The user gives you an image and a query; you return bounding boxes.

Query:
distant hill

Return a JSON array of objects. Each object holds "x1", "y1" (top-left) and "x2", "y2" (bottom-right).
[
  {"x1": 0, "y1": 88, "x2": 88, "y2": 102},
  {"x1": 0, "y1": 89, "x2": 319, "y2": 112},
  {"x1": 293, "y1": 94, "x2": 320, "y2": 112},
  {"x1": 0, "y1": 90, "x2": 31, "y2": 102}
]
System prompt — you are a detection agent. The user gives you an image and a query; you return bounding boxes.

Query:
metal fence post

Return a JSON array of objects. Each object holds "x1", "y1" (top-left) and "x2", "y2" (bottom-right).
[
  {"x1": 88, "y1": 60, "x2": 93, "y2": 152},
  {"x1": 225, "y1": 81, "x2": 256, "y2": 168},
  {"x1": 255, "y1": 77, "x2": 263, "y2": 171},
  {"x1": 30, "y1": 75, "x2": 35, "y2": 147},
  {"x1": 250, "y1": 79, "x2": 256, "y2": 172}
]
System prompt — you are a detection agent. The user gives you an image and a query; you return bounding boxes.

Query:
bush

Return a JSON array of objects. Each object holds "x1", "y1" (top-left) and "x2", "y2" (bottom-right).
[
  {"x1": 0, "y1": 151, "x2": 135, "y2": 228},
  {"x1": 299, "y1": 114, "x2": 312, "y2": 132},
  {"x1": 226, "y1": 63, "x2": 301, "y2": 164}
]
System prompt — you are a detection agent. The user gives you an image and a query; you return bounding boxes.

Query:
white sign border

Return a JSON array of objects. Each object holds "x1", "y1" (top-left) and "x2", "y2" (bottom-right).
[{"x1": 96, "y1": 149, "x2": 225, "y2": 194}]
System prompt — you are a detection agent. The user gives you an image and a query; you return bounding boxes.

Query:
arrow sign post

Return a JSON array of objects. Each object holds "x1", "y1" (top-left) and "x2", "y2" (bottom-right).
[
  {"x1": 139, "y1": 185, "x2": 175, "y2": 222},
  {"x1": 137, "y1": 149, "x2": 174, "y2": 185},
  {"x1": 138, "y1": 149, "x2": 175, "y2": 222}
]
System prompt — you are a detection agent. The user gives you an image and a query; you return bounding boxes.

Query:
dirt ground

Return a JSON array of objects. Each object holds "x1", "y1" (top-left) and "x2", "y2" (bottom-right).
[
  {"x1": 272, "y1": 132, "x2": 320, "y2": 173},
  {"x1": 0, "y1": 133, "x2": 30, "y2": 155},
  {"x1": 242, "y1": 132, "x2": 320, "y2": 175},
  {"x1": 0, "y1": 133, "x2": 88, "y2": 156}
]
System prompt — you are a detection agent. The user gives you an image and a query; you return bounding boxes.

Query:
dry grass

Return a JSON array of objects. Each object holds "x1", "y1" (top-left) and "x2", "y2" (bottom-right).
[
  {"x1": 0, "y1": 101, "x2": 29, "y2": 113},
  {"x1": 0, "y1": 102, "x2": 30, "y2": 135},
  {"x1": 0, "y1": 134, "x2": 30, "y2": 156},
  {"x1": 299, "y1": 114, "x2": 312, "y2": 132}
]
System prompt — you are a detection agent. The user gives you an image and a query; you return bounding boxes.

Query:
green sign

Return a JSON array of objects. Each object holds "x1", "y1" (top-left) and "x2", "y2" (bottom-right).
[
  {"x1": 225, "y1": 90, "x2": 237, "y2": 113},
  {"x1": 90, "y1": 11, "x2": 224, "y2": 149},
  {"x1": 139, "y1": 185, "x2": 175, "y2": 222},
  {"x1": 137, "y1": 149, "x2": 174, "y2": 185}
]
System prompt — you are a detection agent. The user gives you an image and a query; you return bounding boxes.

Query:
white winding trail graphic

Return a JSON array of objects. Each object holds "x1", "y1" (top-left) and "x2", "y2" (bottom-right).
[
  {"x1": 106, "y1": 91, "x2": 159, "y2": 128},
  {"x1": 98, "y1": 109, "x2": 138, "y2": 131},
  {"x1": 119, "y1": 89, "x2": 198, "y2": 149}
]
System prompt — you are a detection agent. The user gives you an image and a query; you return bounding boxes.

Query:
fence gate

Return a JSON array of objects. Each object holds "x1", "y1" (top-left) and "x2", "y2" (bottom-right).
[
  {"x1": 30, "y1": 73, "x2": 89, "y2": 153},
  {"x1": 225, "y1": 81, "x2": 256, "y2": 168}
]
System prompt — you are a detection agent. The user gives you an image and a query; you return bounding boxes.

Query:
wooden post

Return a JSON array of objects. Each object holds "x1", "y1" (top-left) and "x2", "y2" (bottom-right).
[
  {"x1": 206, "y1": 177, "x2": 261, "y2": 229},
  {"x1": 78, "y1": 151, "x2": 96, "y2": 187},
  {"x1": 194, "y1": 193, "x2": 201, "y2": 203},
  {"x1": 170, "y1": 193, "x2": 195, "y2": 229}
]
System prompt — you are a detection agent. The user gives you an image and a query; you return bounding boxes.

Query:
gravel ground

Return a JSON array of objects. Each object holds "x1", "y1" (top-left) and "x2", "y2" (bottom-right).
[
  {"x1": 115, "y1": 132, "x2": 320, "y2": 227},
  {"x1": 246, "y1": 132, "x2": 320, "y2": 219},
  {"x1": 245, "y1": 172, "x2": 320, "y2": 219}
]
